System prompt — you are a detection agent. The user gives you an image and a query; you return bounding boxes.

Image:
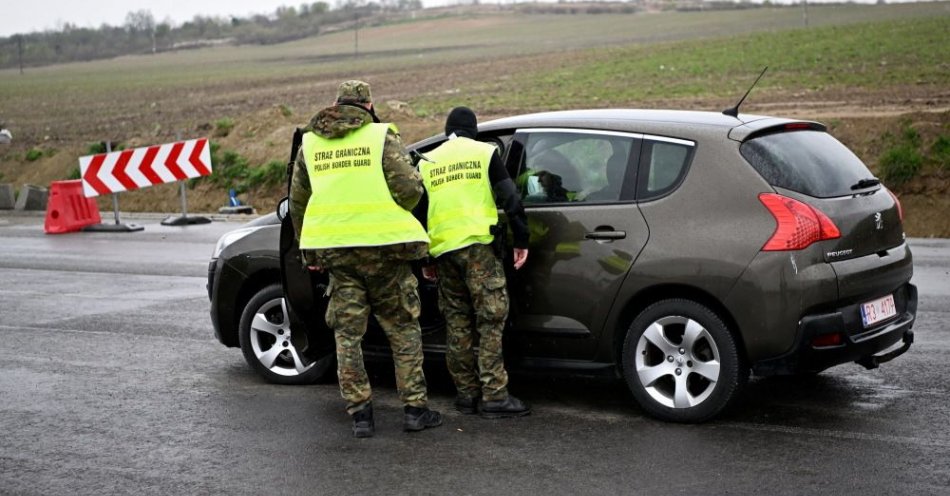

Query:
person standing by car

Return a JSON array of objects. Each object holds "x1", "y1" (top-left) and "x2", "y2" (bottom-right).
[
  {"x1": 420, "y1": 106, "x2": 531, "y2": 418},
  {"x1": 289, "y1": 80, "x2": 442, "y2": 438}
]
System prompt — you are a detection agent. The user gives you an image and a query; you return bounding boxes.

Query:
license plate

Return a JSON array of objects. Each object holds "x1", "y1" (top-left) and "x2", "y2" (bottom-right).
[{"x1": 860, "y1": 294, "x2": 897, "y2": 328}]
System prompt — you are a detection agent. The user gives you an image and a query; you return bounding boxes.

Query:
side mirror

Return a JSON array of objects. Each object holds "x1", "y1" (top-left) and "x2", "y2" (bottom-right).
[{"x1": 277, "y1": 197, "x2": 289, "y2": 221}]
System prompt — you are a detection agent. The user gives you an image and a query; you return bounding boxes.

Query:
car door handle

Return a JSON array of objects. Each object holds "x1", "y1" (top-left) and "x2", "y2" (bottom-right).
[{"x1": 585, "y1": 230, "x2": 626, "y2": 240}]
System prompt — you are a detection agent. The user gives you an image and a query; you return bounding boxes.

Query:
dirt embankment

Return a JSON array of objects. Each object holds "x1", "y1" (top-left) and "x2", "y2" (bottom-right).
[{"x1": 1, "y1": 68, "x2": 947, "y2": 236}]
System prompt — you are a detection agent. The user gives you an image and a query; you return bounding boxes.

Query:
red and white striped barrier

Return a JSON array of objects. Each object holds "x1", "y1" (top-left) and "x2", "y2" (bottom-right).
[{"x1": 79, "y1": 138, "x2": 212, "y2": 198}]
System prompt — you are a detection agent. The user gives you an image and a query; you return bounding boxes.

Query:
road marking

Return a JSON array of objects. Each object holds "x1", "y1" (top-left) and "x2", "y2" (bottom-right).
[
  {"x1": 721, "y1": 422, "x2": 950, "y2": 448},
  {"x1": 0, "y1": 288, "x2": 202, "y2": 299},
  {"x1": 0, "y1": 324, "x2": 210, "y2": 343},
  {"x1": 0, "y1": 324, "x2": 115, "y2": 337}
]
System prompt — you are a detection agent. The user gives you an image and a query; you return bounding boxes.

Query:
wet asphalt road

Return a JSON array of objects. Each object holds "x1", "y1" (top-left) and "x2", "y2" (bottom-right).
[{"x1": 0, "y1": 214, "x2": 948, "y2": 495}]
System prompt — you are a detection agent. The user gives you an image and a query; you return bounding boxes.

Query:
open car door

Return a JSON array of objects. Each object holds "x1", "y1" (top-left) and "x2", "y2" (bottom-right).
[{"x1": 278, "y1": 129, "x2": 336, "y2": 378}]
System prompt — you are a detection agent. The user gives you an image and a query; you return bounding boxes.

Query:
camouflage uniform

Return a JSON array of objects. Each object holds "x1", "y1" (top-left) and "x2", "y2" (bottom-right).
[
  {"x1": 437, "y1": 243, "x2": 510, "y2": 401},
  {"x1": 327, "y1": 260, "x2": 427, "y2": 413},
  {"x1": 425, "y1": 106, "x2": 528, "y2": 416},
  {"x1": 289, "y1": 81, "x2": 429, "y2": 415}
]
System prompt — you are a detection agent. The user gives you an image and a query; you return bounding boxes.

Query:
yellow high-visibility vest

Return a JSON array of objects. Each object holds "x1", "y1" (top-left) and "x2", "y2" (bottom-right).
[
  {"x1": 299, "y1": 123, "x2": 428, "y2": 249},
  {"x1": 420, "y1": 137, "x2": 498, "y2": 257}
]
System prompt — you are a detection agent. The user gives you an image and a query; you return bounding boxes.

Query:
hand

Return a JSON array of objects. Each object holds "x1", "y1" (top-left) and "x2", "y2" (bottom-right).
[
  {"x1": 307, "y1": 265, "x2": 324, "y2": 273},
  {"x1": 512, "y1": 248, "x2": 529, "y2": 270},
  {"x1": 421, "y1": 265, "x2": 438, "y2": 281}
]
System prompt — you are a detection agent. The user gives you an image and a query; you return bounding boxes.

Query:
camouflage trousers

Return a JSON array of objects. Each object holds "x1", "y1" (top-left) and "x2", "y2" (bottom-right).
[
  {"x1": 436, "y1": 243, "x2": 510, "y2": 401},
  {"x1": 326, "y1": 261, "x2": 428, "y2": 415}
]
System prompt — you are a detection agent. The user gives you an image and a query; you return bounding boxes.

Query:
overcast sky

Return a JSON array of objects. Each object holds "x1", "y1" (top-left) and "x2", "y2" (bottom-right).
[
  {"x1": 0, "y1": 0, "x2": 907, "y2": 37},
  {"x1": 1, "y1": 0, "x2": 398, "y2": 36},
  {"x1": 5, "y1": 1, "x2": 454, "y2": 36}
]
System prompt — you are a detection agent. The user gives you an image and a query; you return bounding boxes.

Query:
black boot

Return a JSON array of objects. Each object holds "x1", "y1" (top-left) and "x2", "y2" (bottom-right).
[
  {"x1": 404, "y1": 406, "x2": 443, "y2": 432},
  {"x1": 454, "y1": 394, "x2": 479, "y2": 415},
  {"x1": 479, "y1": 395, "x2": 531, "y2": 419},
  {"x1": 351, "y1": 403, "x2": 375, "y2": 438}
]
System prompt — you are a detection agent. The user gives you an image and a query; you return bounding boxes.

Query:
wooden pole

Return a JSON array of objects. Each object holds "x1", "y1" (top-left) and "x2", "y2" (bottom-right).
[{"x1": 17, "y1": 35, "x2": 24, "y2": 75}]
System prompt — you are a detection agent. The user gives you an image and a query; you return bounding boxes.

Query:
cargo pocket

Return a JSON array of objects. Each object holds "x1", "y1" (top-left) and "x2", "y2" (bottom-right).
[
  {"x1": 398, "y1": 270, "x2": 422, "y2": 321},
  {"x1": 475, "y1": 274, "x2": 509, "y2": 324}
]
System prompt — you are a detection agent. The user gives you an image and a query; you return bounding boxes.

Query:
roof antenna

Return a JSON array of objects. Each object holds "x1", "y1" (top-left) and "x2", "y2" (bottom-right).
[{"x1": 722, "y1": 66, "x2": 768, "y2": 118}]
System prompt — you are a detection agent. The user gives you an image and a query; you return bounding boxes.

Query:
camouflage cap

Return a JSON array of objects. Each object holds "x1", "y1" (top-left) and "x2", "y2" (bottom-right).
[{"x1": 336, "y1": 80, "x2": 372, "y2": 104}]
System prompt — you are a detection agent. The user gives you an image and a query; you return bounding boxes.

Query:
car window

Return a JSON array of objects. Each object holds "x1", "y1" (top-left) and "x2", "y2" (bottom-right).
[
  {"x1": 740, "y1": 130, "x2": 875, "y2": 198},
  {"x1": 515, "y1": 131, "x2": 635, "y2": 205},
  {"x1": 637, "y1": 137, "x2": 695, "y2": 201}
]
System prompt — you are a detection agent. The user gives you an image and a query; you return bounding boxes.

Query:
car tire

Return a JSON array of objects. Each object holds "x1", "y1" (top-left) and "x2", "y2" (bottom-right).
[
  {"x1": 238, "y1": 284, "x2": 334, "y2": 385},
  {"x1": 622, "y1": 299, "x2": 743, "y2": 423}
]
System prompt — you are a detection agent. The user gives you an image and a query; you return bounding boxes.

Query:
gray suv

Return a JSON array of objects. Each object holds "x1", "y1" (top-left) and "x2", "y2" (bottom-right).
[{"x1": 208, "y1": 109, "x2": 916, "y2": 423}]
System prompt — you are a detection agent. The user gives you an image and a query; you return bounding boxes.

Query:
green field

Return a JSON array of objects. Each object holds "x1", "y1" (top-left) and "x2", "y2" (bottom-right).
[{"x1": 418, "y1": 15, "x2": 949, "y2": 114}]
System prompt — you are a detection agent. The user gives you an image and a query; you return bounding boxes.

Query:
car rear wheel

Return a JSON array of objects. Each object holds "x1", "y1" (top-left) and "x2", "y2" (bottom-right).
[
  {"x1": 622, "y1": 299, "x2": 743, "y2": 423},
  {"x1": 238, "y1": 284, "x2": 333, "y2": 385}
]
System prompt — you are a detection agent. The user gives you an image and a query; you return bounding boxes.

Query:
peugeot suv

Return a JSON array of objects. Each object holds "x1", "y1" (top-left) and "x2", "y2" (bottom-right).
[{"x1": 208, "y1": 109, "x2": 916, "y2": 422}]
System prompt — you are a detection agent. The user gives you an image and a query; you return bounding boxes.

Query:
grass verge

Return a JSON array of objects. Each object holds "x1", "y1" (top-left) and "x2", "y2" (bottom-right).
[{"x1": 413, "y1": 16, "x2": 949, "y2": 114}]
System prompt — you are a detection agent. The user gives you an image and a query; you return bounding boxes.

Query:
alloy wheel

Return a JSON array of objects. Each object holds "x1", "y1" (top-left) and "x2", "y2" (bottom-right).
[
  {"x1": 635, "y1": 315, "x2": 722, "y2": 409},
  {"x1": 248, "y1": 297, "x2": 316, "y2": 377}
]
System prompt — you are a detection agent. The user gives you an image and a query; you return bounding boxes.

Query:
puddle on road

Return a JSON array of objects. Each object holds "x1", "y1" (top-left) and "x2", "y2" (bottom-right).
[{"x1": 834, "y1": 372, "x2": 914, "y2": 412}]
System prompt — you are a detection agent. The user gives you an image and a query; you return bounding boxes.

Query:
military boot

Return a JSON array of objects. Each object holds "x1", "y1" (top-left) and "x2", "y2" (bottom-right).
[
  {"x1": 351, "y1": 403, "x2": 375, "y2": 438},
  {"x1": 403, "y1": 406, "x2": 443, "y2": 432},
  {"x1": 454, "y1": 394, "x2": 479, "y2": 415},
  {"x1": 479, "y1": 395, "x2": 531, "y2": 419}
]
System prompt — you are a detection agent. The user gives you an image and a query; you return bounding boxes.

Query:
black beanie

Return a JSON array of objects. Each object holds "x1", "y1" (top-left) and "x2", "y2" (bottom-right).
[{"x1": 445, "y1": 106, "x2": 478, "y2": 139}]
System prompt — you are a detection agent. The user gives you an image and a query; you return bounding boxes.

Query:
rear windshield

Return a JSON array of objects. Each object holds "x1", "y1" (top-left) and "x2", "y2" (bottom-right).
[{"x1": 740, "y1": 130, "x2": 874, "y2": 198}]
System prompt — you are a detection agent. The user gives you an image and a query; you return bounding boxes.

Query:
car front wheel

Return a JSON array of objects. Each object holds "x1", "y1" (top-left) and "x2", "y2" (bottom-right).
[
  {"x1": 622, "y1": 299, "x2": 744, "y2": 423},
  {"x1": 238, "y1": 284, "x2": 333, "y2": 385}
]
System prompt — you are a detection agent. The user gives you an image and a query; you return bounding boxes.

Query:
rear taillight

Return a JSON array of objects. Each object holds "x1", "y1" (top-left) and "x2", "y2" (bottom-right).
[
  {"x1": 784, "y1": 123, "x2": 812, "y2": 130},
  {"x1": 759, "y1": 193, "x2": 841, "y2": 251},
  {"x1": 887, "y1": 188, "x2": 904, "y2": 222},
  {"x1": 811, "y1": 332, "x2": 844, "y2": 348}
]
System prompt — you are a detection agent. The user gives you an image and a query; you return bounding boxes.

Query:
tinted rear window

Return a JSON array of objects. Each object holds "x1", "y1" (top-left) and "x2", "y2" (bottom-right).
[{"x1": 740, "y1": 130, "x2": 874, "y2": 198}]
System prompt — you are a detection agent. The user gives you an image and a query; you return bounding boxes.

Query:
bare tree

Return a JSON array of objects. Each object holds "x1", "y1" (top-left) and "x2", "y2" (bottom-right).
[{"x1": 125, "y1": 10, "x2": 157, "y2": 53}]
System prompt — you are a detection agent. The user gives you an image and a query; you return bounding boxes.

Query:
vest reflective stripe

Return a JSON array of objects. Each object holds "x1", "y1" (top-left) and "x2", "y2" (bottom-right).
[
  {"x1": 428, "y1": 205, "x2": 497, "y2": 229},
  {"x1": 299, "y1": 123, "x2": 429, "y2": 249},
  {"x1": 420, "y1": 137, "x2": 498, "y2": 257}
]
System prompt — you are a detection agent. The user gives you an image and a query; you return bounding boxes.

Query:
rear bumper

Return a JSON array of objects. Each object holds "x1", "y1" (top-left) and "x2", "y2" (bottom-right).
[{"x1": 753, "y1": 283, "x2": 917, "y2": 375}]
